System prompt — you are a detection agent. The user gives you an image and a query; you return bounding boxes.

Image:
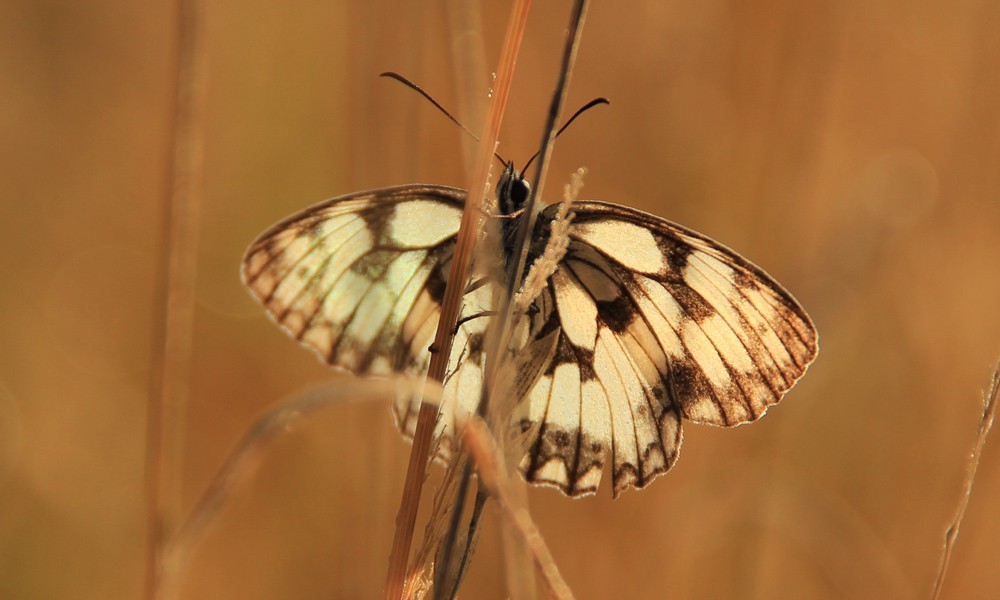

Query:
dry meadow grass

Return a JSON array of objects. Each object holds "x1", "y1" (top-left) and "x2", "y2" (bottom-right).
[{"x1": 2, "y1": 1, "x2": 999, "y2": 598}]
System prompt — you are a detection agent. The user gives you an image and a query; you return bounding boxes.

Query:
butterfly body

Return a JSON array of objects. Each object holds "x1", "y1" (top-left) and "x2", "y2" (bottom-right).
[
  {"x1": 243, "y1": 168, "x2": 818, "y2": 497},
  {"x1": 494, "y1": 161, "x2": 546, "y2": 271}
]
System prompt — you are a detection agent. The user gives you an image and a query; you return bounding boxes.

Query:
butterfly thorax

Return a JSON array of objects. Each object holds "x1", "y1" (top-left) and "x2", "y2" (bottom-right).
[{"x1": 496, "y1": 162, "x2": 553, "y2": 271}]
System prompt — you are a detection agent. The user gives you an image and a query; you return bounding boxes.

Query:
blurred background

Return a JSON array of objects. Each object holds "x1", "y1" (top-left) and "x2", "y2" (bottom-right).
[{"x1": 2, "y1": 1, "x2": 999, "y2": 598}]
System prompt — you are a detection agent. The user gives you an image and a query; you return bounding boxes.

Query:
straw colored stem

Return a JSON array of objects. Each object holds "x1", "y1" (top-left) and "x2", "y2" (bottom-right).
[
  {"x1": 433, "y1": 0, "x2": 590, "y2": 593},
  {"x1": 382, "y1": 2, "x2": 533, "y2": 598},
  {"x1": 463, "y1": 418, "x2": 574, "y2": 600},
  {"x1": 143, "y1": 0, "x2": 207, "y2": 598},
  {"x1": 930, "y1": 361, "x2": 999, "y2": 599}
]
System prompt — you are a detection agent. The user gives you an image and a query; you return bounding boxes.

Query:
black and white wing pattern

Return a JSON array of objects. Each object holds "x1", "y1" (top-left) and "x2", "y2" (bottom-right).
[
  {"x1": 242, "y1": 185, "x2": 465, "y2": 380},
  {"x1": 241, "y1": 184, "x2": 500, "y2": 453},
  {"x1": 242, "y1": 182, "x2": 818, "y2": 499},
  {"x1": 514, "y1": 200, "x2": 817, "y2": 497}
]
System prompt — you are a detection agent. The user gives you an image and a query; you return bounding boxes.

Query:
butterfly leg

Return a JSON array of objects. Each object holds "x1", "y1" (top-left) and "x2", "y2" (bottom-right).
[
  {"x1": 427, "y1": 311, "x2": 498, "y2": 356},
  {"x1": 454, "y1": 311, "x2": 499, "y2": 333}
]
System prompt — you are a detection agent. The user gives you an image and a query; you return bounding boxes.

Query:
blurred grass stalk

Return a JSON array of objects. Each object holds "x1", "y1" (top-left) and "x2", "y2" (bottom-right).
[
  {"x1": 447, "y1": 0, "x2": 545, "y2": 589},
  {"x1": 159, "y1": 378, "x2": 440, "y2": 600},
  {"x1": 463, "y1": 417, "x2": 573, "y2": 600},
  {"x1": 445, "y1": 0, "x2": 488, "y2": 172},
  {"x1": 426, "y1": 1, "x2": 590, "y2": 596},
  {"x1": 931, "y1": 360, "x2": 999, "y2": 599},
  {"x1": 384, "y1": 1, "x2": 532, "y2": 598},
  {"x1": 144, "y1": 0, "x2": 207, "y2": 599}
]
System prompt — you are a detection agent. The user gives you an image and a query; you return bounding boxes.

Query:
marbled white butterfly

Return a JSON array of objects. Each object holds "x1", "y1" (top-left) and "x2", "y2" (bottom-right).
[{"x1": 242, "y1": 161, "x2": 818, "y2": 497}]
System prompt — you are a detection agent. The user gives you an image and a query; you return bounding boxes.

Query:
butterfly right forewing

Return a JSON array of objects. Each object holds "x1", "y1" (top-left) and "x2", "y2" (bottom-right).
[
  {"x1": 566, "y1": 201, "x2": 817, "y2": 427},
  {"x1": 514, "y1": 199, "x2": 818, "y2": 497}
]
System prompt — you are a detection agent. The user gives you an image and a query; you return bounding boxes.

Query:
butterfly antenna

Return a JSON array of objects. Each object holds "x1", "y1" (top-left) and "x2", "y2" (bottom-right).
[
  {"x1": 380, "y1": 72, "x2": 474, "y2": 136},
  {"x1": 380, "y1": 71, "x2": 507, "y2": 164},
  {"x1": 521, "y1": 97, "x2": 608, "y2": 173}
]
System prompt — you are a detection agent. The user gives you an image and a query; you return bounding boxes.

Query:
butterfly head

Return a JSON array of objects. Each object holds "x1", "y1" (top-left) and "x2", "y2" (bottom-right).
[{"x1": 497, "y1": 161, "x2": 531, "y2": 217}]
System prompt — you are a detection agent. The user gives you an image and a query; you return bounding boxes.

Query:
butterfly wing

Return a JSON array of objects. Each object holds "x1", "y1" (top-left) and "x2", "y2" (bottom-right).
[
  {"x1": 242, "y1": 184, "x2": 466, "y2": 380},
  {"x1": 519, "y1": 200, "x2": 818, "y2": 497},
  {"x1": 242, "y1": 184, "x2": 509, "y2": 455}
]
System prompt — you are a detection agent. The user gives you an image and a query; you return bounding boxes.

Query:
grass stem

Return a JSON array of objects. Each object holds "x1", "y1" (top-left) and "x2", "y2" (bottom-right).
[
  {"x1": 143, "y1": 0, "x2": 207, "y2": 598},
  {"x1": 930, "y1": 360, "x2": 999, "y2": 599},
  {"x1": 382, "y1": 2, "x2": 533, "y2": 598}
]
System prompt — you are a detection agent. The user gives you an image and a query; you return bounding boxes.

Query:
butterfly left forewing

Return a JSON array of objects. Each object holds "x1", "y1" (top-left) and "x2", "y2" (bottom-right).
[
  {"x1": 243, "y1": 183, "x2": 529, "y2": 461},
  {"x1": 242, "y1": 185, "x2": 466, "y2": 378}
]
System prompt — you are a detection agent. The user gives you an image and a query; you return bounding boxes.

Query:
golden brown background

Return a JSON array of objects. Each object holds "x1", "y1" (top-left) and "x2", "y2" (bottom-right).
[{"x1": 2, "y1": 1, "x2": 999, "y2": 598}]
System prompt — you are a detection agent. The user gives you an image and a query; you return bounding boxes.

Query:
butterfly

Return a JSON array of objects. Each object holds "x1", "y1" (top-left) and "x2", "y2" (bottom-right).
[{"x1": 242, "y1": 163, "x2": 818, "y2": 497}]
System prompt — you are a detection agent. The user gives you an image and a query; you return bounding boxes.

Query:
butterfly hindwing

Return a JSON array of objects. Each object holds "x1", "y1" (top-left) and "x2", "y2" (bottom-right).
[
  {"x1": 515, "y1": 200, "x2": 817, "y2": 497},
  {"x1": 519, "y1": 235, "x2": 684, "y2": 497},
  {"x1": 391, "y1": 268, "x2": 498, "y2": 455}
]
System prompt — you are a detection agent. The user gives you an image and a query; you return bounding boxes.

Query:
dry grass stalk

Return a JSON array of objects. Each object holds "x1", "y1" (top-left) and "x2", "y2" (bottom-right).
[
  {"x1": 444, "y1": 0, "x2": 488, "y2": 172},
  {"x1": 157, "y1": 378, "x2": 437, "y2": 599},
  {"x1": 930, "y1": 360, "x2": 999, "y2": 599},
  {"x1": 401, "y1": 318, "x2": 561, "y2": 599},
  {"x1": 144, "y1": 1, "x2": 208, "y2": 598},
  {"x1": 471, "y1": 1, "x2": 590, "y2": 595},
  {"x1": 487, "y1": 170, "x2": 585, "y2": 600},
  {"x1": 463, "y1": 417, "x2": 574, "y2": 600},
  {"x1": 514, "y1": 168, "x2": 585, "y2": 312},
  {"x1": 427, "y1": 1, "x2": 591, "y2": 595},
  {"x1": 404, "y1": 421, "x2": 486, "y2": 600},
  {"x1": 404, "y1": 451, "x2": 466, "y2": 600},
  {"x1": 383, "y1": 2, "x2": 534, "y2": 597}
]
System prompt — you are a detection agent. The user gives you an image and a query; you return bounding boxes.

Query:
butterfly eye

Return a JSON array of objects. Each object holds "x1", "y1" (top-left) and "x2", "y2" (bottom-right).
[
  {"x1": 497, "y1": 162, "x2": 531, "y2": 217},
  {"x1": 509, "y1": 176, "x2": 530, "y2": 212}
]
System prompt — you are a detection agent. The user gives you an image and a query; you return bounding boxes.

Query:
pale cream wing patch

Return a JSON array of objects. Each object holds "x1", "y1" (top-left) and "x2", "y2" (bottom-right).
[
  {"x1": 241, "y1": 185, "x2": 466, "y2": 380},
  {"x1": 389, "y1": 273, "x2": 496, "y2": 456},
  {"x1": 518, "y1": 245, "x2": 683, "y2": 498}
]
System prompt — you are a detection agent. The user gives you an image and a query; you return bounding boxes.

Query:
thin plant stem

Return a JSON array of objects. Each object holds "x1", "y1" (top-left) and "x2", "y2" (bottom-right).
[
  {"x1": 143, "y1": 0, "x2": 207, "y2": 599},
  {"x1": 158, "y1": 378, "x2": 437, "y2": 599},
  {"x1": 930, "y1": 360, "x2": 999, "y2": 599},
  {"x1": 445, "y1": 0, "x2": 488, "y2": 173},
  {"x1": 383, "y1": 2, "x2": 533, "y2": 598},
  {"x1": 483, "y1": 0, "x2": 591, "y2": 391},
  {"x1": 462, "y1": 417, "x2": 574, "y2": 600},
  {"x1": 434, "y1": 0, "x2": 590, "y2": 593}
]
